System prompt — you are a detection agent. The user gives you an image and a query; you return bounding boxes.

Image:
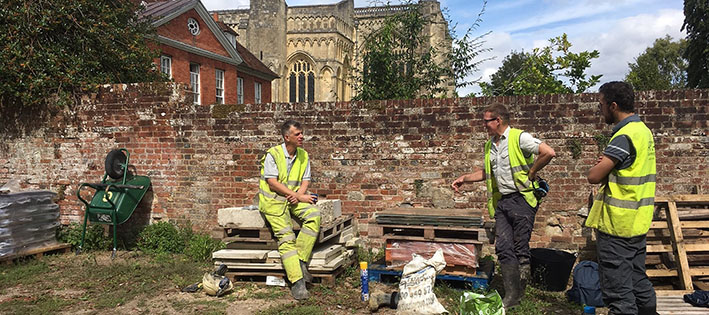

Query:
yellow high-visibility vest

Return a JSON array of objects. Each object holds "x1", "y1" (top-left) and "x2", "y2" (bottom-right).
[
  {"x1": 484, "y1": 128, "x2": 538, "y2": 217},
  {"x1": 585, "y1": 121, "x2": 656, "y2": 237},
  {"x1": 258, "y1": 145, "x2": 309, "y2": 214}
]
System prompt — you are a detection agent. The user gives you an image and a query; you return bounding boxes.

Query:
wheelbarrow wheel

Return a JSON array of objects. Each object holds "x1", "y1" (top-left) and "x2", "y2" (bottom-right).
[{"x1": 105, "y1": 149, "x2": 127, "y2": 179}]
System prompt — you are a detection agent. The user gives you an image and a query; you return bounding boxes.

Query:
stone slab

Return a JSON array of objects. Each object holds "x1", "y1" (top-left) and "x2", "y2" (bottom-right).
[
  {"x1": 217, "y1": 206, "x2": 265, "y2": 228},
  {"x1": 317, "y1": 199, "x2": 342, "y2": 225}
]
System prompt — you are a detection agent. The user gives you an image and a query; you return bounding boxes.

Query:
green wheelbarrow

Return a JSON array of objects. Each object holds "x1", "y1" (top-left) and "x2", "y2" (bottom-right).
[{"x1": 76, "y1": 149, "x2": 151, "y2": 258}]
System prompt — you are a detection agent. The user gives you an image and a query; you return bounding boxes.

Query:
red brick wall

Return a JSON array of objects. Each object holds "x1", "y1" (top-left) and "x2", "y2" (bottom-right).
[
  {"x1": 158, "y1": 9, "x2": 229, "y2": 58},
  {"x1": 2, "y1": 84, "x2": 708, "y2": 251}
]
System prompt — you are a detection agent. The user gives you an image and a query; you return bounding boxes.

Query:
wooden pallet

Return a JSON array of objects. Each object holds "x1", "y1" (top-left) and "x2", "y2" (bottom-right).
[
  {"x1": 369, "y1": 223, "x2": 485, "y2": 244},
  {"x1": 1, "y1": 243, "x2": 72, "y2": 264},
  {"x1": 646, "y1": 195, "x2": 709, "y2": 291},
  {"x1": 656, "y1": 292, "x2": 709, "y2": 315},
  {"x1": 217, "y1": 214, "x2": 353, "y2": 244},
  {"x1": 225, "y1": 257, "x2": 356, "y2": 285}
]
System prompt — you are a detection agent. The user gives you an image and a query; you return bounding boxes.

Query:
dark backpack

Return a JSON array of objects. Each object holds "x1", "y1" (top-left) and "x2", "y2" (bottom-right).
[{"x1": 566, "y1": 260, "x2": 604, "y2": 307}]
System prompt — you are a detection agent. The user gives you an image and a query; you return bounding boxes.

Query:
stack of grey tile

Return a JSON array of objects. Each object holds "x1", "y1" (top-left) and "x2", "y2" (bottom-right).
[{"x1": 0, "y1": 191, "x2": 61, "y2": 258}]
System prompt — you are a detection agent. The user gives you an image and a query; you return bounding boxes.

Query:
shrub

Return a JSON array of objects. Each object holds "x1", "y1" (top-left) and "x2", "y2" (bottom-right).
[
  {"x1": 56, "y1": 222, "x2": 112, "y2": 251},
  {"x1": 136, "y1": 221, "x2": 184, "y2": 254},
  {"x1": 185, "y1": 233, "x2": 225, "y2": 261}
]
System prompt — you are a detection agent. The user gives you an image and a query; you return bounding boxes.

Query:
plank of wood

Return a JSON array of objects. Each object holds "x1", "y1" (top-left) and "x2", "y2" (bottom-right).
[
  {"x1": 379, "y1": 207, "x2": 482, "y2": 217},
  {"x1": 647, "y1": 243, "x2": 709, "y2": 253},
  {"x1": 666, "y1": 201, "x2": 693, "y2": 290},
  {"x1": 651, "y1": 221, "x2": 709, "y2": 229}
]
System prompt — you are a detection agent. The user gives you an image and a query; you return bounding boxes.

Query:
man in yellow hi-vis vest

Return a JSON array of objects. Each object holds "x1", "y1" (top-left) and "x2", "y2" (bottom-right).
[
  {"x1": 451, "y1": 103, "x2": 556, "y2": 310},
  {"x1": 586, "y1": 82, "x2": 657, "y2": 315},
  {"x1": 259, "y1": 120, "x2": 321, "y2": 300}
]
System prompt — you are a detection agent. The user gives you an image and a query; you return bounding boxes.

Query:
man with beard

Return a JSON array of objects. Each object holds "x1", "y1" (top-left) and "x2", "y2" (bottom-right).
[{"x1": 586, "y1": 81, "x2": 657, "y2": 315}]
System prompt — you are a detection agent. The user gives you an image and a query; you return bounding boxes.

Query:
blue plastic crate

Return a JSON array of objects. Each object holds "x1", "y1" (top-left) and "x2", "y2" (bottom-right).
[{"x1": 368, "y1": 264, "x2": 491, "y2": 289}]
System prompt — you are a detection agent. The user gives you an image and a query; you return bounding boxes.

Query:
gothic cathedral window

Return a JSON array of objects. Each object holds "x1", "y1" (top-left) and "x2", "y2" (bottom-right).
[{"x1": 289, "y1": 60, "x2": 315, "y2": 103}]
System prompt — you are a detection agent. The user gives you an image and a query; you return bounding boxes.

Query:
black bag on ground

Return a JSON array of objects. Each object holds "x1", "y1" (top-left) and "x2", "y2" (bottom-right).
[{"x1": 566, "y1": 260, "x2": 604, "y2": 307}]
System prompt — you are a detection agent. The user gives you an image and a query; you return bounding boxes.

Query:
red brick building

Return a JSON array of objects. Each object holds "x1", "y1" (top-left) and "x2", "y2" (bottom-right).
[{"x1": 142, "y1": 0, "x2": 277, "y2": 105}]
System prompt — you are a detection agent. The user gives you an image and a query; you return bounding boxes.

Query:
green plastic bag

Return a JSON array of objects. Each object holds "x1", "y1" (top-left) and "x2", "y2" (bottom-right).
[{"x1": 459, "y1": 290, "x2": 505, "y2": 315}]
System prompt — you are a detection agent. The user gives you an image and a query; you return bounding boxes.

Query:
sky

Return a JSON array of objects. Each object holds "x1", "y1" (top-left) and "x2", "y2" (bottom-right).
[{"x1": 201, "y1": 0, "x2": 687, "y2": 96}]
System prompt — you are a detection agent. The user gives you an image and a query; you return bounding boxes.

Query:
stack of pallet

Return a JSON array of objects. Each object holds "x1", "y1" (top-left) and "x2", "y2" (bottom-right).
[
  {"x1": 211, "y1": 199, "x2": 358, "y2": 285},
  {"x1": 643, "y1": 195, "x2": 709, "y2": 314},
  {"x1": 0, "y1": 191, "x2": 67, "y2": 260},
  {"x1": 368, "y1": 207, "x2": 491, "y2": 288},
  {"x1": 646, "y1": 195, "x2": 709, "y2": 292}
]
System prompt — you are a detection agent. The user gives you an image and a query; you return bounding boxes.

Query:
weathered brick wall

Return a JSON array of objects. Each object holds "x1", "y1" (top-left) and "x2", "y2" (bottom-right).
[{"x1": 1, "y1": 83, "x2": 708, "y2": 251}]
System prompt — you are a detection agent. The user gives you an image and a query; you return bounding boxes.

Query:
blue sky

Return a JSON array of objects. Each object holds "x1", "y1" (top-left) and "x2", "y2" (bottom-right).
[{"x1": 201, "y1": 0, "x2": 686, "y2": 96}]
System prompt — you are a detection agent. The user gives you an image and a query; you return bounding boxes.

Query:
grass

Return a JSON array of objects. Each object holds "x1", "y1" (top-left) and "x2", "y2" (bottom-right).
[{"x1": 0, "y1": 249, "x2": 585, "y2": 314}]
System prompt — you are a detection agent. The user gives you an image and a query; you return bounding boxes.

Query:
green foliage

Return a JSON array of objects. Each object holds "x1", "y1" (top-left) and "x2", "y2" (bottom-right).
[
  {"x1": 480, "y1": 34, "x2": 602, "y2": 96},
  {"x1": 136, "y1": 221, "x2": 185, "y2": 254},
  {"x1": 353, "y1": 1, "x2": 490, "y2": 100},
  {"x1": 0, "y1": 0, "x2": 165, "y2": 109},
  {"x1": 56, "y1": 222, "x2": 112, "y2": 251},
  {"x1": 682, "y1": 0, "x2": 709, "y2": 88},
  {"x1": 257, "y1": 303, "x2": 325, "y2": 315},
  {"x1": 593, "y1": 133, "x2": 611, "y2": 152},
  {"x1": 479, "y1": 51, "x2": 528, "y2": 96},
  {"x1": 566, "y1": 139, "x2": 583, "y2": 159},
  {"x1": 185, "y1": 233, "x2": 225, "y2": 262},
  {"x1": 625, "y1": 35, "x2": 688, "y2": 90}
]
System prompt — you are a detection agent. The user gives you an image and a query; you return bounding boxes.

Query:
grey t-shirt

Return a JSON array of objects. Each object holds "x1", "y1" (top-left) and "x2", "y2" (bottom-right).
[
  {"x1": 603, "y1": 114, "x2": 641, "y2": 170},
  {"x1": 489, "y1": 126, "x2": 542, "y2": 195},
  {"x1": 263, "y1": 143, "x2": 311, "y2": 181}
]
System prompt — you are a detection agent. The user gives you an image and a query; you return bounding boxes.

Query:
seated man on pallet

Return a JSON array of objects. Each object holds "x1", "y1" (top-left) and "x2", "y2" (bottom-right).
[{"x1": 259, "y1": 120, "x2": 321, "y2": 300}]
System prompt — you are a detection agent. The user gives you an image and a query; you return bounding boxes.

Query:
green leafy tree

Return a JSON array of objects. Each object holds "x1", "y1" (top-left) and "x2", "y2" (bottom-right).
[
  {"x1": 480, "y1": 34, "x2": 601, "y2": 96},
  {"x1": 0, "y1": 0, "x2": 164, "y2": 108},
  {"x1": 353, "y1": 1, "x2": 490, "y2": 100},
  {"x1": 682, "y1": 0, "x2": 709, "y2": 88},
  {"x1": 479, "y1": 51, "x2": 529, "y2": 96},
  {"x1": 625, "y1": 35, "x2": 687, "y2": 91}
]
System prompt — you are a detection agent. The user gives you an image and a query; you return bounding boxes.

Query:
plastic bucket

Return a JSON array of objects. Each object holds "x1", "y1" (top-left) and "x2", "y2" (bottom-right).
[{"x1": 530, "y1": 248, "x2": 576, "y2": 291}]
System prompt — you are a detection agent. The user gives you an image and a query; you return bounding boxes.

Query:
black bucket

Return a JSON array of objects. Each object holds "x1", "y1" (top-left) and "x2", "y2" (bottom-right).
[{"x1": 530, "y1": 248, "x2": 577, "y2": 291}]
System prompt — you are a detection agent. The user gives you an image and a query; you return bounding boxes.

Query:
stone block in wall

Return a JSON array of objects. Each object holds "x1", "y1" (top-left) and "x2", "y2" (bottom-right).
[
  {"x1": 217, "y1": 206, "x2": 265, "y2": 228},
  {"x1": 317, "y1": 199, "x2": 341, "y2": 225}
]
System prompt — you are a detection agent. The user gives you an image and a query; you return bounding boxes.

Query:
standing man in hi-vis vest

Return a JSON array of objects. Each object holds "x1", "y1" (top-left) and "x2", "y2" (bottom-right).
[
  {"x1": 586, "y1": 82, "x2": 657, "y2": 315},
  {"x1": 259, "y1": 120, "x2": 321, "y2": 300},
  {"x1": 451, "y1": 103, "x2": 556, "y2": 310}
]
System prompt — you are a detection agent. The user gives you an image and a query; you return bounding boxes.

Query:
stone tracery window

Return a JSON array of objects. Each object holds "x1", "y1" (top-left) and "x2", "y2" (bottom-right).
[{"x1": 289, "y1": 59, "x2": 315, "y2": 103}]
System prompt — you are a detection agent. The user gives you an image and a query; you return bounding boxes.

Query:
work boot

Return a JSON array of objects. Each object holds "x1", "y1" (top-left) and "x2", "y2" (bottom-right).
[
  {"x1": 519, "y1": 263, "x2": 531, "y2": 292},
  {"x1": 501, "y1": 263, "x2": 522, "y2": 310},
  {"x1": 300, "y1": 260, "x2": 313, "y2": 283},
  {"x1": 369, "y1": 290, "x2": 399, "y2": 312},
  {"x1": 290, "y1": 279, "x2": 309, "y2": 300}
]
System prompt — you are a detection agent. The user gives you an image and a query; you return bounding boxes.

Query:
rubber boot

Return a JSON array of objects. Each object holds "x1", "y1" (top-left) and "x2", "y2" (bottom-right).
[
  {"x1": 290, "y1": 279, "x2": 309, "y2": 300},
  {"x1": 369, "y1": 290, "x2": 399, "y2": 312},
  {"x1": 300, "y1": 260, "x2": 313, "y2": 283},
  {"x1": 519, "y1": 263, "x2": 531, "y2": 292},
  {"x1": 501, "y1": 263, "x2": 522, "y2": 309}
]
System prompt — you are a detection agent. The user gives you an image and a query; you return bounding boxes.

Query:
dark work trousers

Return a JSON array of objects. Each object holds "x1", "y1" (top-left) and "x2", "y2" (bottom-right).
[
  {"x1": 596, "y1": 231, "x2": 656, "y2": 315},
  {"x1": 494, "y1": 192, "x2": 538, "y2": 265}
]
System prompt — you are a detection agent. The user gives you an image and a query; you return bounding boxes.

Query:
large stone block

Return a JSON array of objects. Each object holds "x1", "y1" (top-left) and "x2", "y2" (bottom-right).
[
  {"x1": 217, "y1": 206, "x2": 265, "y2": 228},
  {"x1": 317, "y1": 199, "x2": 341, "y2": 225}
]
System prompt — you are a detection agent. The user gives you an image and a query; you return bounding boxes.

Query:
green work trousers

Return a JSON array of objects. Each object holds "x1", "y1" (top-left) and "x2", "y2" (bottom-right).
[{"x1": 263, "y1": 202, "x2": 321, "y2": 283}]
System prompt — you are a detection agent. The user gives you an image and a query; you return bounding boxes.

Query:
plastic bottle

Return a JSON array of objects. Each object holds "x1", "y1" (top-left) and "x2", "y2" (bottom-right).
[
  {"x1": 360, "y1": 261, "x2": 369, "y2": 301},
  {"x1": 583, "y1": 305, "x2": 596, "y2": 314}
]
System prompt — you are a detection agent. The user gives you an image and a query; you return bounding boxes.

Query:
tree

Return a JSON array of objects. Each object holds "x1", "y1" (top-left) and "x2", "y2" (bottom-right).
[
  {"x1": 625, "y1": 35, "x2": 687, "y2": 91},
  {"x1": 0, "y1": 0, "x2": 164, "y2": 108},
  {"x1": 479, "y1": 34, "x2": 601, "y2": 96},
  {"x1": 479, "y1": 51, "x2": 529, "y2": 96},
  {"x1": 353, "y1": 1, "x2": 490, "y2": 101},
  {"x1": 682, "y1": 0, "x2": 709, "y2": 88}
]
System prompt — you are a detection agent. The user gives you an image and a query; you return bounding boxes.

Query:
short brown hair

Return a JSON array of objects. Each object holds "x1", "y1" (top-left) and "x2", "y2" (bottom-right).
[{"x1": 483, "y1": 103, "x2": 510, "y2": 123}]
